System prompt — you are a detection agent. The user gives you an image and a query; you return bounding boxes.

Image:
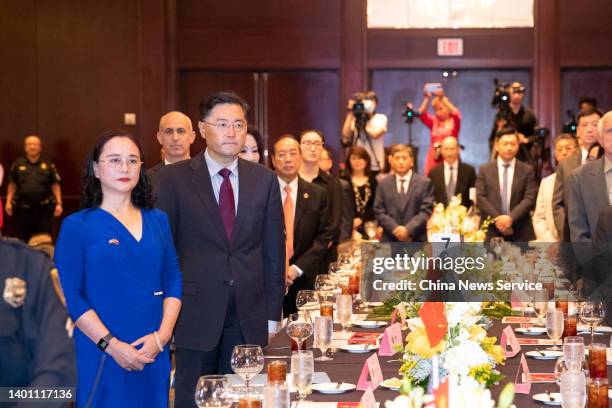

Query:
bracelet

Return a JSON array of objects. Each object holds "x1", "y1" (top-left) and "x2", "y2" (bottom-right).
[{"x1": 153, "y1": 331, "x2": 164, "y2": 352}]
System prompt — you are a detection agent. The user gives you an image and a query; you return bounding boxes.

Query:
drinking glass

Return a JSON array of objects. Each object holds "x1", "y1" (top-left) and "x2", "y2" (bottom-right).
[
  {"x1": 563, "y1": 337, "x2": 585, "y2": 372},
  {"x1": 230, "y1": 345, "x2": 264, "y2": 395},
  {"x1": 534, "y1": 290, "x2": 549, "y2": 324},
  {"x1": 290, "y1": 351, "x2": 314, "y2": 403},
  {"x1": 194, "y1": 375, "x2": 232, "y2": 408},
  {"x1": 587, "y1": 343, "x2": 608, "y2": 379},
  {"x1": 559, "y1": 370, "x2": 586, "y2": 408},
  {"x1": 490, "y1": 237, "x2": 504, "y2": 258},
  {"x1": 364, "y1": 220, "x2": 378, "y2": 240},
  {"x1": 318, "y1": 292, "x2": 334, "y2": 318},
  {"x1": 313, "y1": 316, "x2": 333, "y2": 361},
  {"x1": 546, "y1": 309, "x2": 564, "y2": 350},
  {"x1": 336, "y1": 294, "x2": 353, "y2": 333},
  {"x1": 286, "y1": 313, "x2": 313, "y2": 351},
  {"x1": 578, "y1": 300, "x2": 605, "y2": 343},
  {"x1": 587, "y1": 377, "x2": 608, "y2": 408},
  {"x1": 314, "y1": 274, "x2": 336, "y2": 295},
  {"x1": 296, "y1": 290, "x2": 319, "y2": 315},
  {"x1": 542, "y1": 276, "x2": 556, "y2": 300}
]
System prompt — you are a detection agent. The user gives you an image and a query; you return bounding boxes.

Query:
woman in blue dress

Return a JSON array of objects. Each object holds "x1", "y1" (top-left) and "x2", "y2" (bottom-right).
[{"x1": 55, "y1": 129, "x2": 182, "y2": 407}]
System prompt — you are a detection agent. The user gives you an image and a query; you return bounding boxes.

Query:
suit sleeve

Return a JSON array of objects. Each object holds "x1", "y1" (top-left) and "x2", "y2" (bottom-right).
[
  {"x1": 568, "y1": 170, "x2": 591, "y2": 242},
  {"x1": 262, "y1": 174, "x2": 286, "y2": 322},
  {"x1": 374, "y1": 183, "x2": 399, "y2": 234},
  {"x1": 405, "y1": 179, "x2": 435, "y2": 238},
  {"x1": 160, "y1": 211, "x2": 182, "y2": 300},
  {"x1": 551, "y1": 165, "x2": 566, "y2": 238},
  {"x1": 509, "y1": 167, "x2": 537, "y2": 222},
  {"x1": 54, "y1": 217, "x2": 91, "y2": 322},
  {"x1": 339, "y1": 180, "x2": 354, "y2": 241},
  {"x1": 294, "y1": 190, "x2": 333, "y2": 276},
  {"x1": 155, "y1": 167, "x2": 178, "y2": 237},
  {"x1": 475, "y1": 166, "x2": 500, "y2": 218},
  {"x1": 328, "y1": 177, "x2": 343, "y2": 243}
]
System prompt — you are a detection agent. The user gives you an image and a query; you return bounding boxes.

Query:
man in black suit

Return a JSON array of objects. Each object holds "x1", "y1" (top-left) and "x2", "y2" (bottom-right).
[
  {"x1": 155, "y1": 92, "x2": 285, "y2": 408},
  {"x1": 146, "y1": 111, "x2": 196, "y2": 189},
  {"x1": 428, "y1": 136, "x2": 476, "y2": 208},
  {"x1": 374, "y1": 144, "x2": 434, "y2": 243},
  {"x1": 552, "y1": 109, "x2": 603, "y2": 240},
  {"x1": 272, "y1": 135, "x2": 333, "y2": 315},
  {"x1": 476, "y1": 129, "x2": 538, "y2": 242}
]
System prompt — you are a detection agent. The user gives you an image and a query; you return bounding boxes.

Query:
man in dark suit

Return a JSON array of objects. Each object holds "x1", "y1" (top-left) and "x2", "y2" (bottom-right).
[
  {"x1": 428, "y1": 136, "x2": 476, "y2": 208},
  {"x1": 374, "y1": 144, "x2": 434, "y2": 243},
  {"x1": 552, "y1": 109, "x2": 603, "y2": 240},
  {"x1": 146, "y1": 111, "x2": 196, "y2": 189},
  {"x1": 593, "y1": 207, "x2": 612, "y2": 290},
  {"x1": 476, "y1": 129, "x2": 538, "y2": 242},
  {"x1": 272, "y1": 135, "x2": 333, "y2": 315},
  {"x1": 155, "y1": 92, "x2": 285, "y2": 408}
]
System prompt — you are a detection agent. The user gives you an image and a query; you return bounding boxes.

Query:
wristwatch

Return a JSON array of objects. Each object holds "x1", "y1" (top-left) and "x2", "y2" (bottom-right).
[{"x1": 97, "y1": 333, "x2": 114, "y2": 351}]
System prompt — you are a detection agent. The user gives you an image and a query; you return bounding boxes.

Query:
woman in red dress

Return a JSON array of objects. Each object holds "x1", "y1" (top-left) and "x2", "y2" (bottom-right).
[{"x1": 416, "y1": 86, "x2": 461, "y2": 175}]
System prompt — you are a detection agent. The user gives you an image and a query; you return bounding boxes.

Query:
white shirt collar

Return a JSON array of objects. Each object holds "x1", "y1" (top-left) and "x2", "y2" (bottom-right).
[
  {"x1": 497, "y1": 156, "x2": 516, "y2": 169},
  {"x1": 278, "y1": 175, "x2": 299, "y2": 192},
  {"x1": 444, "y1": 160, "x2": 458, "y2": 170},
  {"x1": 204, "y1": 149, "x2": 238, "y2": 177}
]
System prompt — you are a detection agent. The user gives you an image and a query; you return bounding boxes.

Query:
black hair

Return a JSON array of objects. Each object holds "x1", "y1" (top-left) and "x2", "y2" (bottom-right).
[
  {"x1": 81, "y1": 129, "x2": 153, "y2": 209},
  {"x1": 344, "y1": 146, "x2": 372, "y2": 177},
  {"x1": 554, "y1": 133, "x2": 578, "y2": 148},
  {"x1": 298, "y1": 129, "x2": 326, "y2": 145},
  {"x1": 495, "y1": 128, "x2": 520, "y2": 142},
  {"x1": 270, "y1": 134, "x2": 299, "y2": 156},
  {"x1": 198, "y1": 91, "x2": 250, "y2": 121},
  {"x1": 245, "y1": 125, "x2": 265, "y2": 165},
  {"x1": 578, "y1": 96, "x2": 598, "y2": 109},
  {"x1": 576, "y1": 108, "x2": 603, "y2": 124}
]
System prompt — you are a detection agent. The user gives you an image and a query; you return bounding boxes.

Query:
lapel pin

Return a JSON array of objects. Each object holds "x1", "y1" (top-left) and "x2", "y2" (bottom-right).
[
  {"x1": 303, "y1": 192, "x2": 309, "y2": 199},
  {"x1": 108, "y1": 238, "x2": 120, "y2": 245}
]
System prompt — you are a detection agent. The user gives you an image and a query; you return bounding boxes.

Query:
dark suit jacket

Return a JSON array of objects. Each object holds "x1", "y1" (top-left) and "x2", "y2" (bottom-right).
[
  {"x1": 593, "y1": 206, "x2": 612, "y2": 288},
  {"x1": 373, "y1": 173, "x2": 434, "y2": 243},
  {"x1": 155, "y1": 153, "x2": 285, "y2": 351},
  {"x1": 428, "y1": 161, "x2": 476, "y2": 208},
  {"x1": 312, "y1": 170, "x2": 342, "y2": 244},
  {"x1": 146, "y1": 161, "x2": 164, "y2": 191},
  {"x1": 552, "y1": 152, "x2": 582, "y2": 240},
  {"x1": 567, "y1": 157, "x2": 609, "y2": 242},
  {"x1": 283, "y1": 178, "x2": 333, "y2": 315},
  {"x1": 475, "y1": 160, "x2": 538, "y2": 242},
  {"x1": 339, "y1": 175, "x2": 378, "y2": 241}
]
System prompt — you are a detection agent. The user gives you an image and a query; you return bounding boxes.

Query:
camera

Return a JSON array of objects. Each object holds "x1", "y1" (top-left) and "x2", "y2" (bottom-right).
[
  {"x1": 350, "y1": 92, "x2": 375, "y2": 123},
  {"x1": 491, "y1": 79, "x2": 511, "y2": 109},
  {"x1": 402, "y1": 105, "x2": 420, "y2": 125}
]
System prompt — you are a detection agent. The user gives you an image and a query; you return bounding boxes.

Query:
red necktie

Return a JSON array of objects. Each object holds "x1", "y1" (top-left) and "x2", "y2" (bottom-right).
[{"x1": 218, "y1": 168, "x2": 235, "y2": 241}]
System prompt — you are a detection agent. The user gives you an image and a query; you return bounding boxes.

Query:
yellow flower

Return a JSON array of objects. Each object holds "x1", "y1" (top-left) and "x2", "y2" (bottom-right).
[
  {"x1": 406, "y1": 328, "x2": 445, "y2": 358},
  {"x1": 469, "y1": 325, "x2": 487, "y2": 342},
  {"x1": 487, "y1": 345, "x2": 506, "y2": 365}
]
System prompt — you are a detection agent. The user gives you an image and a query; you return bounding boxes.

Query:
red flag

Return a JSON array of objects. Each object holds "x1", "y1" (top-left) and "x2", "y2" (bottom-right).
[
  {"x1": 434, "y1": 378, "x2": 449, "y2": 408},
  {"x1": 418, "y1": 302, "x2": 448, "y2": 348}
]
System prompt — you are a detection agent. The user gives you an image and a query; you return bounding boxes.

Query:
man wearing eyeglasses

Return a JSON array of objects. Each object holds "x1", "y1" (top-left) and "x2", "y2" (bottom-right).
[{"x1": 155, "y1": 91, "x2": 285, "y2": 408}]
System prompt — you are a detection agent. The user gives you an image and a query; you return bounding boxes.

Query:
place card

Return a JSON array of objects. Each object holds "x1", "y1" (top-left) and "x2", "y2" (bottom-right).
[
  {"x1": 514, "y1": 354, "x2": 532, "y2": 394},
  {"x1": 378, "y1": 323, "x2": 403, "y2": 356},
  {"x1": 348, "y1": 332, "x2": 380, "y2": 345},
  {"x1": 360, "y1": 386, "x2": 377, "y2": 408},
  {"x1": 357, "y1": 353, "x2": 384, "y2": 391},
  {"x1": 517, "y1": 338, "x2": 555, "y2": 346},
  {"x1": 526, "y1": 373, "x2": 556, "y2": 383},
  {"x1": 502, "y1": 316, "x2": 541, "y2": 324},
  {"x1": 500, "y1": 325, "x2": 521, "y2": 357}
]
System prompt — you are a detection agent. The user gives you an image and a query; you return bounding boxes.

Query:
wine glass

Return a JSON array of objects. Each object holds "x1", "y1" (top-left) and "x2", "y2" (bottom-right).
[
  {"x1": 364, "y1": 220, "x2": 378, "y2": 240},
  {"x1": 336, "y1": 294, "x2": 352, "y2": 333},
  {"x1": 286, "y1": 313, "x2": 313, "y2": 351},
  {"x1": 314, "y1": 274, "x2": 336, "y2": 295},
  {"x1": 533, "y1": 290, "x2": 549, "y2": 325},
  {"x1": 296, "y1": 290, "x2": 319, "y2": 315},
  {"x1": 194, "y1": 375, "x2": 231, "y2": 408},
  {"x1": 578, "y1": 300, "x2": 605, "y2": 343},
  {"x1": 490, "y1": 237, "x2": 504, "y2": 258},
  {"x1": 230, "y1": 345, "x2": 264, "y2": 396},
  {"x1": 313, "y1": 316, "x2": 333, "y2": 361},
  {"x1": 291, "y1": 351, "x2": 314, "y2": 403},
  {"x1": 546, "y1": 309, "x2": 564, "y2": 350}
]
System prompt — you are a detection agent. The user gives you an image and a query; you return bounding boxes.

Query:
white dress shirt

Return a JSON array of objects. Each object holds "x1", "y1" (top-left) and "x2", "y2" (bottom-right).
[
  {"x1": 277, "y1": 176, "x2": 303, "y2": 278},
  {"x1": 204, "y1": 149, "x2": 239, "y2": 215},
  {"x1": 395, "y1": 170, "x2": 412, "y2": 194},
  {"x1": 497, "y1": 157, "x2": 516, "y2": 212},
  {"x1": 532, "y1": 173, "x2": 558, "y2": 242},
  {"x1": 581, "y1": 147, "x2": 589, "y2": 164}
]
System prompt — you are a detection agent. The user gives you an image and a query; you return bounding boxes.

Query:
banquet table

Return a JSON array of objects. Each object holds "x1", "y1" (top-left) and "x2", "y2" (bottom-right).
[{"x1": 264, "y1": 316, "x2": 612, "y2": 407}]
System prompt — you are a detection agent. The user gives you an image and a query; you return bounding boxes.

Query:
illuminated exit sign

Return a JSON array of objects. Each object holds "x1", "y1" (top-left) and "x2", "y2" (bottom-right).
[{"x1": 437, "y1": 38, "x2": 463, "y2": 56}]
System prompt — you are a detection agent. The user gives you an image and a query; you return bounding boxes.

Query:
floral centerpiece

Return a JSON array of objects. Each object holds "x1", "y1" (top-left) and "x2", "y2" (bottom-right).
[
  {"x1": 428, "y1": 194, "x2": 491, "y2": 242},
  {"x1": 400, "y1": 302, "x2": 505, "y2": 389}
]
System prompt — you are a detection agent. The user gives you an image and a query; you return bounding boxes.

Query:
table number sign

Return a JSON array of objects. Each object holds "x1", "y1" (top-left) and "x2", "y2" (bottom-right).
[
  {"x1": 500, "y1": 325, "x2": 521, "y2": 357},
  {"x1": 357, "y1": 353, "x2": 384, "y2": 391},
  {"x1": 378, "y1": 323, "x2": 403, "y2": 356}
]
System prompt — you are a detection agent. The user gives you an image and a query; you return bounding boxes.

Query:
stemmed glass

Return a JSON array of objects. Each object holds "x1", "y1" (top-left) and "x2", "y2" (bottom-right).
[
  {"x1": 314, "y1": 274, "x2": 336, "y2": 295},
  {"x1": 286, "y1": 313, "x2": 313, "y2": 351},
  {"x1": 230, "y1": 345, "x2": 264, "y2": 396},
  {"x1": 363, "y1": 220, "x2": 378, "y2": 240},
  {"x1": 194, "y1": 375, "x2": 231, "y2": 408},
  {"x1": 533, "y1": 290, "x2": 549, "y2": 325},
  {"x1": 546, "y1": 309, "x2": 564, "y2": 350},
  {"x1": 296, "y1": 290, "x2": 319, "y2": 315},
  {"x1": 578, "y1": 299, "x2": 605, "y2": 343},
  {"x1": 336, "y1": 293, "x2": 353, "y2": 333},
  {"x1": 313, "y1": 316, "x2": 333, "y2": 361},
  {"x1": 291, "y1": 351, "x2": 314, "y2": 404},
  {"x1": 490, "y1": 237, "x2": 504, "y2": 258}
]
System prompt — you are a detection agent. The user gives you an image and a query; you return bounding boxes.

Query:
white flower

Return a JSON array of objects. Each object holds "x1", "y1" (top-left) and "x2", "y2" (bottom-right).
[
  {"x1": 445, "y1": 302, "x2": 482, "y2": 328},
  {"x1": 450, "y1": 376, "x2": 495, "y2": 408},
  {"x1": 444, "y1": 340, "x2": 490, "y2": 376}
]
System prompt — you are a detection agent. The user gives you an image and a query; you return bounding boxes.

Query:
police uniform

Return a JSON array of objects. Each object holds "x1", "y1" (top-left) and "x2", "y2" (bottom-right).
[
  {"x1": 8, "y1": 157, "x2": 61, "y2": 242},
  {"x1": 0, "y1": 237, "x2": 75, "y2": 407}
]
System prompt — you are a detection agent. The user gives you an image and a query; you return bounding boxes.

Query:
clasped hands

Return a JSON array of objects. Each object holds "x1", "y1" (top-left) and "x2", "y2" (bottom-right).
[
  {"x1": 106, "y1": 330, "x2": 170, "y2": 371},
  {"x1": 494, "y1": 215, "x2": 513, "y2": 235},
  {"x1": 392, "y1": 226, "x2": 411, "y2": 242}
]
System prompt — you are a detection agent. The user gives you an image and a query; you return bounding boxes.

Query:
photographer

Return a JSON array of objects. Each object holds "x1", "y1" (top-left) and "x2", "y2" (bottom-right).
[
  {"x1": 341, "y1": 91, "x2": 388, "y2": 175},
  {"x1": 489, "y1": 82, "x2": 537, "y2": 150}
]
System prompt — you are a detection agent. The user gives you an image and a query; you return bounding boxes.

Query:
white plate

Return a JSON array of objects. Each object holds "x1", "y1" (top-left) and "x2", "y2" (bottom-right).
[
  {"x1": 380, "y1": 379, "x2": 402, "y2": 391},
  {"x1": 311, "y1": 382, "x2": 356, "y2": 394},
  {"x1": 532, "y1": 393, "x2": 562, "y2": 405},
  {"x1": 526, "y1": 350, "x2": 563, "y2": 360},
  {"x1": 340, "y1": 344, "x2": 379, "y2": 353},
  {"x1": 577, "y1": 325, "x2": 612, "y2": 333},
  {"x1": 516, "y1": 327, "x2": 547, "y2": 335},
  {"x1": 351, "y1": 320, "x2": 388, "y2": 329},
  {"x1": 366, "y1": 301, "x2": 384, "y2": 307}
]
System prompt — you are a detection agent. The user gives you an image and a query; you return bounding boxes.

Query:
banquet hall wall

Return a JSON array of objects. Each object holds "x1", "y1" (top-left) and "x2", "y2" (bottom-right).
[{"x1": 0, "y1": 0, "x2": 610, "y2": 238}]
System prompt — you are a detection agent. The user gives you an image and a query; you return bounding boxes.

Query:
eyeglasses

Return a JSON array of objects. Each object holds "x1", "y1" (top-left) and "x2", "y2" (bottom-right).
[
  {"x1": 203, "y1": 120, "x2": 247, "y2": 133},
  {"x1": 98, "y1": 157, "x2": 143, "y2": 170},
  {"x1": 276, "y1": 150, "x2": 300, "y2": 160},
  {"x1": 301, "y1": 141, "x2": 323, "y2": 148}
]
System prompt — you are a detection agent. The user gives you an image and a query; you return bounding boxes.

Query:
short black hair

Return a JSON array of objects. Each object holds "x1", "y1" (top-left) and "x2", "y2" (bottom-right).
[
  {"x1": 554, "y1": 133, "x2": 578, "y2": 148},
  {"x1": 246, "y1": 126, "x2": 265, "y2": 165},
  {"x1": 198, "y1": 91, "x2": 250, "y2": 121},
  {"x1": 270, "y1": 134, "x2": 299, "y2": 156},
  {"x1": 81, "y1": 129, "x2": 153, "y2": 209},
  {"x1": 495, "y1": 127, "x2": 519, "y2": 142},
  {"x1": 578, "y1": 96, "x2": 598, "y2": 109},
  {"x1": 389, "y1": 144, "x2": 414, "y2": 158},
  {"x1": 298, "y1": 129, "x2": 326, "y2": 145},
  {"x1": 576, "y1": 108, "x2": 603, "y2": 124}
]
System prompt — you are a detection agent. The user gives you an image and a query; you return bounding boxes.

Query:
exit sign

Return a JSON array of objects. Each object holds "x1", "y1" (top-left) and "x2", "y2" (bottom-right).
[{"x1": 437, "y1": 38, "x2": 463, "y2": 56}]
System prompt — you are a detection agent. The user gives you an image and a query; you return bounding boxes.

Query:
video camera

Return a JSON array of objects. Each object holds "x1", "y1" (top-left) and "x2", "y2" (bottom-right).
[
  {"x1": 350, "y1": 92, "x2": 375, "y2": 124},
  {"x1": 491, "y1": 79, "x2": 511, "y2": 109}
]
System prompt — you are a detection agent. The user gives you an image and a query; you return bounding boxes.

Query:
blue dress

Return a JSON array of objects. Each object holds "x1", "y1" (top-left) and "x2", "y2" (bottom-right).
[{"x1": 55, "y1": 208, "x2": 182, "y2": 408}]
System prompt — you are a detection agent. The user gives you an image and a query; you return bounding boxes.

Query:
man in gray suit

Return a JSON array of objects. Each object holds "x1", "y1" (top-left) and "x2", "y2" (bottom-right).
[
  {"x1": 476, "y1": 129, "x2": 538, "y2": 242},
  {"x1": 552, "y1": 109, "x2": 603, "y2": 240},
  {"x1": 568, "y1": 111, "x2": 612, "y2": 242},
  {"x1": 374, "y1": 144, "x2": 434, "y2": 242}
]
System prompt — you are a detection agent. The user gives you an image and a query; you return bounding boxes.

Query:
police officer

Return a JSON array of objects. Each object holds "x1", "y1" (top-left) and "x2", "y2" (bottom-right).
[
  {"x1": 0, "y1": 237, "x2": 75, "y2": 406},
  {"x1": 5, "y1": 135, "x2": 63, "y2": 242}
]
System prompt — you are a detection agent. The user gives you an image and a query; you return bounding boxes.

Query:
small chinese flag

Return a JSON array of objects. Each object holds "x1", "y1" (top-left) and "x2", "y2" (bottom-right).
[
  {"x1": 434, "y1": 378, "x2": 449, "y2": 408},
  {"x1": 418, "y1": 302, "x2": 447, "y2": 348}
]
